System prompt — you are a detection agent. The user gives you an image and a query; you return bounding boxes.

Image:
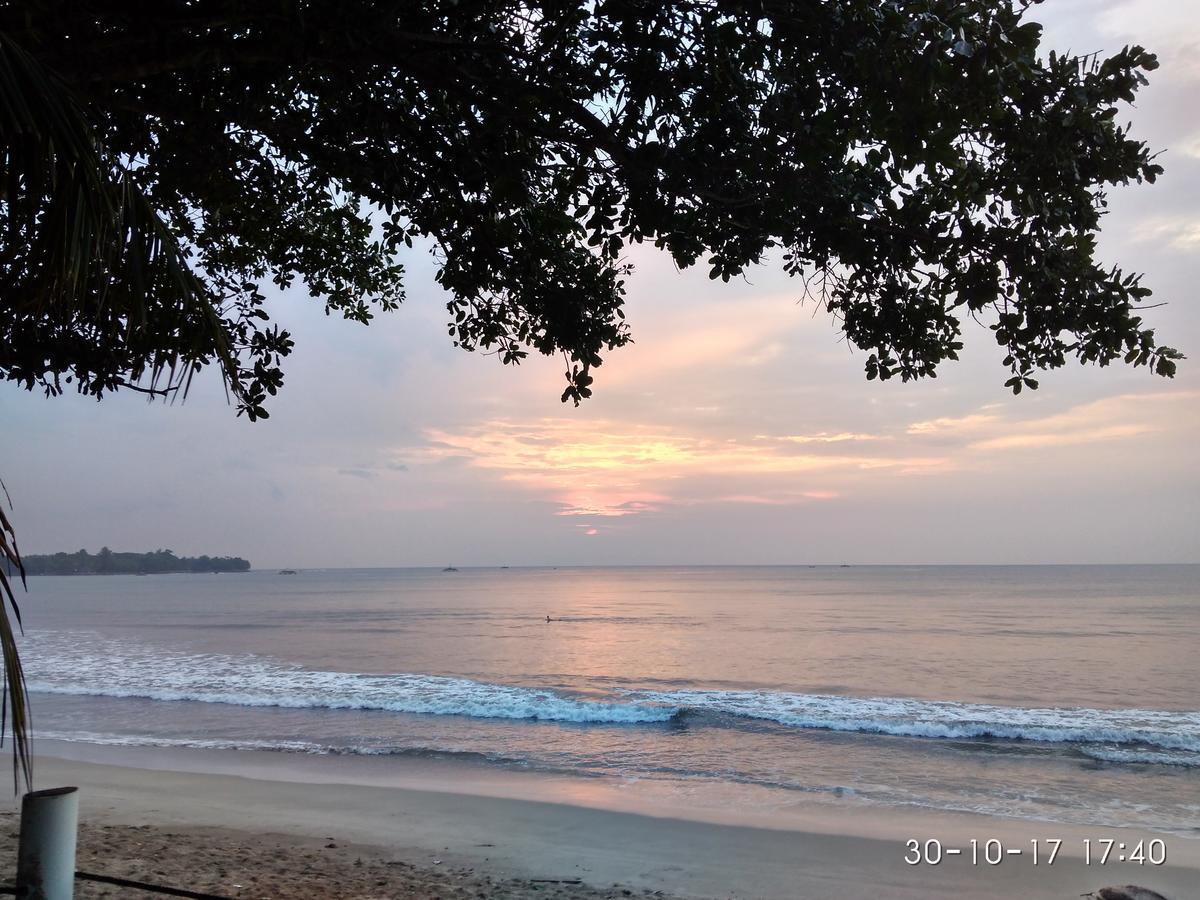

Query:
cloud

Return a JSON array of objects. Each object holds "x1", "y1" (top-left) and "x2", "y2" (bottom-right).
[
  {"x1": 742, "y1": 342, "x2": 785, "y2": 365},
  {"x1": 599, "y1": 292, "x2": 810, "y2": 388},
  {"x1": 405, "y1": 418, "x2": 945, "y2": 519},
  {"x1": 1094, "y1": 0, "x2": 1200, "y2": 74},
  {"x1": 1131, "y1": 216, "x2": 1200, "y2": 253},
  {"x1": 557, "y1": 497, "x2": 665, "y2": 518},
  {"x1": 1178, "y1": 130, "x2": 1200, "y2": 160},
  {"x1": 760, "y1": 432, "x2": 883, "y2": 444},
  {"x1": 337, "y1": 460, "x2": 409, "y2": 478},
  {"x1": 718, "y1": 490, "x2": 839, "y2": 505},
  {"x1": 907, "y1": 413, "x2": 1000, "y2": 435},
  {"x1": 718, "y1": 495, "x2": 791, "y2": 506},
  {"x1": 423, "y1": 420, "x2": 942, "y2": 477},
  {"x1": 920, "y1": 392, "x2": 1195, "y2": 454},
  {"x1": 970, "y1": 424, "x2": 1153, "y2": 451}
]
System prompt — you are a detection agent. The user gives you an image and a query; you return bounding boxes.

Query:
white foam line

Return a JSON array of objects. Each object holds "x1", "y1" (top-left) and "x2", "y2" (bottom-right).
[
  {"x1": 632, "y1": 689, "x2": 1200, "y2": 755},
  {"x1": 24, "y1": 631, "x2": 677, "y2": 724}
]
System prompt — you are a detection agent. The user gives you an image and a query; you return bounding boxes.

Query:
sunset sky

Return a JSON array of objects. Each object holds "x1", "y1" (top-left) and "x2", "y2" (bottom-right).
[{"x1": 4, "y1": 0, "x2": 1198, "y2": 567}]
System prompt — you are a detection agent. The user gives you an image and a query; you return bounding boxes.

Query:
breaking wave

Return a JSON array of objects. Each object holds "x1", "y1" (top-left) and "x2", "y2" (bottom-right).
[
  {"x1": 23, "y1": 632, "x2": 676, "y2": 724},
  {"x1": 629, "y1": 688, "x2": 1200, "y2": 765},
  {"x1": 23, "y1": 632, "x2": 1200, "y2": 765}
]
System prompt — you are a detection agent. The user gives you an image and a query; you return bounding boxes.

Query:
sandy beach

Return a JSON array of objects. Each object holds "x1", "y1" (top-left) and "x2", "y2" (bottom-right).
[{"x1": 2, "y1": 748, "x2": 1197, "y2": 900}]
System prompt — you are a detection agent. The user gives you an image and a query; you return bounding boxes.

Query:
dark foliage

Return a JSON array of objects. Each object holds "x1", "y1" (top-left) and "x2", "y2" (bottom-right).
[
  {"x1": 0, "y1": 0, "x2": 1181, "y2": 415},
  {"x1": 15, "y1": 547, "x2": 252, "y2": 575}
]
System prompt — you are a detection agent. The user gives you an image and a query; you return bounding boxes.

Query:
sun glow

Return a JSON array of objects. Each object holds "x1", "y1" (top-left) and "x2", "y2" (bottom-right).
[
  {"x1": 410, "y1": 419, "x2": 943, "y2": 519},
  {"x1": 378, "y1": 387, "x2": 1198, "y2": 528}
]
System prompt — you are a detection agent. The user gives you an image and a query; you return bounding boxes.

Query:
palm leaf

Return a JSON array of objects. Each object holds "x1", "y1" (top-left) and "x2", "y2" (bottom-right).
[
  {"x1": 0, "y1": 30, "x2": 241, "y2": 397},
  {"x1": 0, "y1": 480, "x2": 30, "y2": 791},
  {"x1": 1, "y1": 32, "x2": 251, "y2": 787}
]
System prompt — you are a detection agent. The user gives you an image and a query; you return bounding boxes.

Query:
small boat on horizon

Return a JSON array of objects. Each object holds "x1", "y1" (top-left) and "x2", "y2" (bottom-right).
[
  {"x1": 278, "y1": 569, "x2": 298, "y2": 575},
  {"x1": 442, "y1": 566, "x2": 459, "y2": 572}
]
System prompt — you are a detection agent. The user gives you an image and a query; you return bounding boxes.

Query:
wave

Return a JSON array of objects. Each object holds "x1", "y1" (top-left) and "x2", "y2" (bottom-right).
[
  {"x1": 629, "y1": 689, "x2": 1200, "y2": 763},
  {"x1": 23, "y1": 632, "x2": 1200, "y2": 765},
  {"x1": 1076, "y1": 746, "x2": 1200, "y2": 767},
  {"x1": 34, "y1": 730, "x2": 531, "y2": 766},
  {"x1": 37, "y1": 731, "x2": 332, "y2": 755},
  {"x1": 23, "y1": 632, "x2": 677, "y2": 724}
]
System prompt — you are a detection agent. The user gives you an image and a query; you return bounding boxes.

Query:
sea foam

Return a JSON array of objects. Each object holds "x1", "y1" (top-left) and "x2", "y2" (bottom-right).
[
  {"x1": 23, "y1": 631, "x2": 1200, "y2": 765},
  {"x1": 23, "y1": 631, "x2": 676, "y2": 724},
  {"x1": 630, "y1": 688, "x2": 1200, "y2": 763}
]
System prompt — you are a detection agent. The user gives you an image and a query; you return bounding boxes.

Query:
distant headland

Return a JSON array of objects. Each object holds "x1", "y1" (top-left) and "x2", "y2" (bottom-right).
[{"x1": 11, "y1": 548, "x2": 251, "y2": 575}]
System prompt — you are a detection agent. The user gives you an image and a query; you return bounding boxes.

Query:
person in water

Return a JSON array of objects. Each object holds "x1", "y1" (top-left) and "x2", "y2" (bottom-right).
[{"x1": 546, "y1": 615, "x2": 552, "y2": 623}]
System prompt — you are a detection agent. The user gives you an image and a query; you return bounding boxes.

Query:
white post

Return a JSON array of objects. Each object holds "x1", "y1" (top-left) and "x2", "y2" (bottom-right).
[{"x1": 16, "y1": 786, "x2": 79, "y2": 900}]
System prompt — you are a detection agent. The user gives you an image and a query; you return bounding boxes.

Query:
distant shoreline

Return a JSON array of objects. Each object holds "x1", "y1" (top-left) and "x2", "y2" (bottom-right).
[
  {"x1": 13, "y1": 561, "x2": 1198, "y2": 573},
  {"x1": 17, "y1": 569, "x2": 253, "y2": 576},
  {"x1": 11, "y1": 548, "x2": 251, "y2": 576}
]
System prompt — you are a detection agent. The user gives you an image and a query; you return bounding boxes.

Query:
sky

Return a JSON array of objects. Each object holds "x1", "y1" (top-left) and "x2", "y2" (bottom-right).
[{"x1": 3, "y1": 0, "x2": 1198, "y2": 568}]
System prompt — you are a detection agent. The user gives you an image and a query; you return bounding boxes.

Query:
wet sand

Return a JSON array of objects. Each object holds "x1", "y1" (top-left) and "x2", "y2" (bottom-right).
[{"x1": 2, "y1": 753, "x2": 1197, "y2": 899}]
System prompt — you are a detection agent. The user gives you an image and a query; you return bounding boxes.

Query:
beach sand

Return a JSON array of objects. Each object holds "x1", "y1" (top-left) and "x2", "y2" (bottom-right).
[
  {"x1": 2, "y1": 751, "x2": 1198, "y2": 899},
  {"x1": 0, "y1": 815, "x2": 635, "y2": 900}
]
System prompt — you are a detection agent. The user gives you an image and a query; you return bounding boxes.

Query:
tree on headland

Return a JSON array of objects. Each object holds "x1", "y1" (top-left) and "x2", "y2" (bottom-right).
[
  {"x1": 0, "y1": 0, "x2": 1183, "y2": 785},
  {"x1": 11, "y1": 548, "x2": 252, "y2": 576}
]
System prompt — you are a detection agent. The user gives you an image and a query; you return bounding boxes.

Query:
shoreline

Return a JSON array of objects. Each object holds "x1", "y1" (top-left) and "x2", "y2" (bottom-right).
[
  {"x1": 5, "y1": 744, "x2": 1198, "y2": 899},
  {"x1": 33, "y1": 738, "x2": 1200, "y2": 842}
]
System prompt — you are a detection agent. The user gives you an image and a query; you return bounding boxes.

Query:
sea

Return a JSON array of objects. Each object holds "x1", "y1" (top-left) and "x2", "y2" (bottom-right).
[{"x1": 15, "y1": 565, "x2": 1200, "y2": 835}]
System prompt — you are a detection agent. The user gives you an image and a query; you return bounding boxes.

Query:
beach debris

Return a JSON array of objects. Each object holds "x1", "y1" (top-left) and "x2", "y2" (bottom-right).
[{"x1": 1082, "y1": 888, "x2": 1172, "y2": 900}]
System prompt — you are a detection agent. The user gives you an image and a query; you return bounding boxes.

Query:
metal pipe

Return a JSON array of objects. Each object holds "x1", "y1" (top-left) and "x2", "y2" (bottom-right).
[{"x1": 16, "y1": 786, "x2": 79, "y2": 900}]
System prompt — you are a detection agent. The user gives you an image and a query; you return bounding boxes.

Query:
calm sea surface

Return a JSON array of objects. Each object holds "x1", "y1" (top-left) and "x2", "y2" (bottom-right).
[{"x1": 17, "y1": 566, "x2": 1200, "y2": 833}]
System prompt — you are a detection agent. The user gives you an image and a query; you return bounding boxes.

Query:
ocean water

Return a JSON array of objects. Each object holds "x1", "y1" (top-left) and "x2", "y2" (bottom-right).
[{"x1": 16, "y1": 566, "x2": 1200, "y2": 834}]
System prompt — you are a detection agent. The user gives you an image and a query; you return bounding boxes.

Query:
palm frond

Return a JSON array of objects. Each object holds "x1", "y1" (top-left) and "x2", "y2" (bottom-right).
[
  {"x1": 1, "y1": 31, "x2": 255, "y2": 788},
  {"x1": 0, "y1": 480, "x2": 31, "y2": 791},
  {"x1": 0, "y1": 30, "x2": 240, "y2": 398}
]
